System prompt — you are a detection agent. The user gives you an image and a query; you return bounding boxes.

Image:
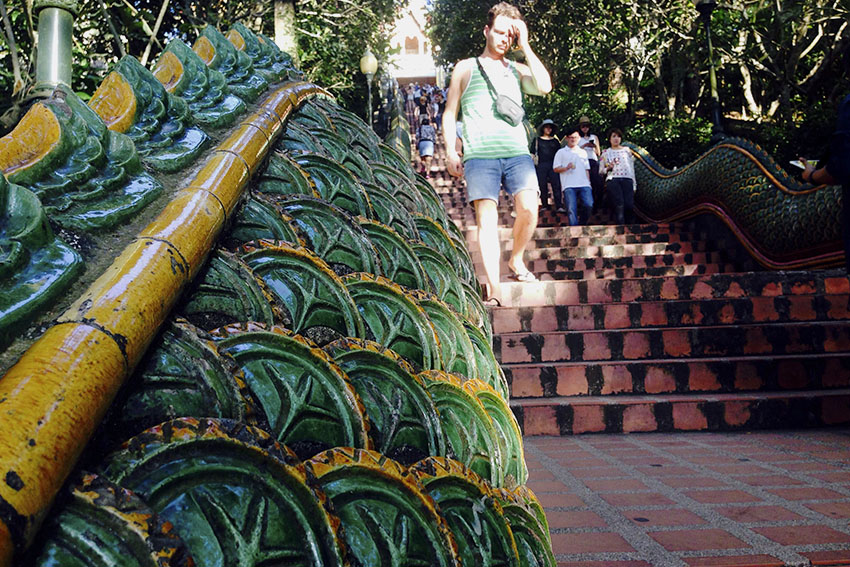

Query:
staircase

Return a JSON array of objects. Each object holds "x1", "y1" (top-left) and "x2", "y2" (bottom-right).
[{"x1": 428, "y1": 149, "x2": 850, "y2": 436}]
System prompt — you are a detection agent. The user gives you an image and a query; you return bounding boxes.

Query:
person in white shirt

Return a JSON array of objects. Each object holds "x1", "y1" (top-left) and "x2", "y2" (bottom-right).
[
  {"x1": 599, "y1": 128, "x2": 637, "y2": 224},
  {"x1": 553, "y1": 127, "x2": 592, "y2": 226},
  {"x1": 578, "y1": 116, "x2": 603, "y2": 211}
]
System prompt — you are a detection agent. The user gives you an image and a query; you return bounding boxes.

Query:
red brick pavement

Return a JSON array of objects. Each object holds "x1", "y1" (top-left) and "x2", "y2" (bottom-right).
[{"x1": 524, "y1": 429, "x2": 850, "y2": 566}]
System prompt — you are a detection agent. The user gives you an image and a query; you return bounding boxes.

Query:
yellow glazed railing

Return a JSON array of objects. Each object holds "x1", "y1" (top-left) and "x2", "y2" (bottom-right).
[{"x1": 0, "y1": 81, "x2": 324, "y2": 563}]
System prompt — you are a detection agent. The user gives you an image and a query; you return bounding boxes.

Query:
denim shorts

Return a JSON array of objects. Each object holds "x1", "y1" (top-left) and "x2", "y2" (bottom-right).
[
  {"x1": 418, "y1": 140, "x2": 434, "y2": 157},
  {"x1": 464, "y1": 155, "x2": 538, "y2": 203}
]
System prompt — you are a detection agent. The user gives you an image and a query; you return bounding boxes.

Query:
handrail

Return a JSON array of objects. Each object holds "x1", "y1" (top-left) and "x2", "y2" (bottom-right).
[{"x1": 630, "y1": 138, "x2": 843, "y2": 269}]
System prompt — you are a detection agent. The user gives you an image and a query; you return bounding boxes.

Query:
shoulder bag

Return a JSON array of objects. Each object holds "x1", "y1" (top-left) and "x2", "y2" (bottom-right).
[{"x1": 476, "y1": 58, "x2": 525, "y2": 127}]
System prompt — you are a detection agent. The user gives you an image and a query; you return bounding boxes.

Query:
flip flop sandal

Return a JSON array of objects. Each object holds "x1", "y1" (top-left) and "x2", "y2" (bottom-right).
[
  {"x1": 509, "y1": 269, "x2": 537, "y2": 283},
  {"x1": 482, "y1": 296, "x2": 502, "y2": 307}
]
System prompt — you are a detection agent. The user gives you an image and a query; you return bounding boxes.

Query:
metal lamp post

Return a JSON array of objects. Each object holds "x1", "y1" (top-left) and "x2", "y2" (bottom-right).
[
  {"x1": 359, "y1": 48, "x2": 378, "y2": 127},
  {"x1": 695, "y1": 0, "x2": 726, "y2": 142},
  {"x1": 33, "y1": 0, "x2": 80, "y2": 97}
]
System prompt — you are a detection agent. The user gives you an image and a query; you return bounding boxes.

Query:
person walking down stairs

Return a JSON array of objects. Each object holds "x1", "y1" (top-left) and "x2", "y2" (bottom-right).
[
  {"x1": 553, "y1": 126, "x2": 593, "y2": 226},
  {"x1": 417, "y1": 117, "x2": 436, "y2": 178},
  {"x1": 442, "y1": 2, "x2": 552, "y2": 306},
  {"x1": 599, "y1": 128, "x2": 637, "y2": 224},
  {"x1": 531, "y1": 118, "x2": 563, "y2": 211}
]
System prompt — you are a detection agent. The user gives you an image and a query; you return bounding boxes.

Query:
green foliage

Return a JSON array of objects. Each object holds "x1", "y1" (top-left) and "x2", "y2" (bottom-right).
[
  {"x1": 0, "y1": 0, "x2": 402, "y2": 128},
  {"x1": 295, "y1": 0, "x2": 403, "y2": 110},
  {"x1": 0, "y1": 3, "x2": 34, "y2": 105},
  {"x1": 737, "y1": 100, "x2": 842, "y2": 167},
  {"x1": 525, "y1": 85, "x2": 623, "y2": 134},
  {"x1": 429, "y1": 0, "x2": 849, "y2": 166},
  {"x1": 428, "y1": 0, "x2": 489, "y2": 67},
  {"x1": 627, "y1": 115, "x2": 712, "y2": 167}
]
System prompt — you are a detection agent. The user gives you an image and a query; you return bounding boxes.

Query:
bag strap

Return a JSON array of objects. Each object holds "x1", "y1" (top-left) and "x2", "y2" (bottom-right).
[{"x1": 475, "y1": 57, "x2": 501, "y2": 102}]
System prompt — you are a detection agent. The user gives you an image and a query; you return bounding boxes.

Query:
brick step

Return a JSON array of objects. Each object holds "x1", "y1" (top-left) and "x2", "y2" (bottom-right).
[
  {"x1": 539, "y1": 264, "x2": 737, "y2": 281},
  {"x1": 538, "y1": 264, "x2": 736, "y2": 281},
  {"x1": 476, "y1": 267, "x2": 735, "y2": 285},
  {"x1": 492, "y1": 270, "x2": 850, "y2": 307},
  {"x1": 444, "y1": 206, "x2": 616, "y2": 218},
  {"x1": 504, "y1": 353, "x2": 850, "y2": 398},
  {"x1": 490, "y1": 295, "x2": 850, "y2": 333},
  {"x1": 475, "y1": 263, "x2": 733, "y2": 282},
  {"x1": 524, "y1": 251, "x2": 736, "y2": 272},
  {"x1": 462, "y1": 223, "x2": 688, "y2": 240},
  {"x1": 448, "y1": 212, "x2": 623, "y2": 227},
  {"x1": 495, "y1": 321, "x2": 850, "y2": 364},
  {"x1": 467, "y1": 234, "x2": 690, "y2": 252},
  {"x1": 451, "y1": 218, "x2": 628, "y2": 232},
  {"x1": 470, "y1": 242, "x2": 708, "y2": 263},
  {"x1": 512, "y1": 388, "x2": 850, "y2": 434}
]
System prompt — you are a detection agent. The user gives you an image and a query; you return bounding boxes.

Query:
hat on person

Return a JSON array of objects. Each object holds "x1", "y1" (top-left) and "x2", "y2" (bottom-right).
[
  {"x1": 579, "y1": 115, "x2": 592, "y2": 125},
  {"x1": 537, "y1": 118, "x2": 557, "y2": 134}
]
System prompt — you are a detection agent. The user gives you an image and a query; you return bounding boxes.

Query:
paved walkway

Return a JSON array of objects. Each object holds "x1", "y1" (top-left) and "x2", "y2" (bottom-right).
[{"x1": 525, "y1": 429, "x2": 850, "y2": 566}]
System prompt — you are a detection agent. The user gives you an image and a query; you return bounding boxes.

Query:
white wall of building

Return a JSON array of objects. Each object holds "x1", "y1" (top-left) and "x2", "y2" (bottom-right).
[{"x1": 389, "y1": 0, "x2": 438, "y2": 83}]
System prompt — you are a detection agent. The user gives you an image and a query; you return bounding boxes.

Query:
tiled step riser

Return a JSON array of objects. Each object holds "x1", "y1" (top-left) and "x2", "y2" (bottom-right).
[
  {"x1": 506, "y1": 356, "x2": 850, "y2": 398},
  {"x1": 491, "y1": 295, "x2": 850, "y2": 333},
  {"x1": 515, "y1": 235, "x2": 690, "y2": 252},
  {"x1": 466, "y1": 234, "x2": 688, "y2": 249},
  {"x1": 495, "y1": 324, "x2": 850, "y2": 363},
  {"x1": 473, "y1": 264, "x2": 733, "y2": 281},
  {"x1": 495, "y1": 272, "x2": 850, "y2": 307},
  {"x1": 452, "y1": 213, "x2": 634, "y2": 227},
  {"x1": 529, "y1": 252, "x2": 734, "y2": 272},
  {"x1": 513, "y1": 392, "x2": 850, "y2": 434},
  {"x1": 461, "y1": 224, "x2": 689, "y2": 240},
  {"x1": 469, "y1": 242, "x2": 709, "y2": 262}
]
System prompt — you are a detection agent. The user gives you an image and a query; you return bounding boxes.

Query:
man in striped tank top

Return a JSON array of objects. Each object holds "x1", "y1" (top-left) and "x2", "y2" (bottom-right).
[{"x1": 442, "y1": 2, "x2": 552, "y2": 306}]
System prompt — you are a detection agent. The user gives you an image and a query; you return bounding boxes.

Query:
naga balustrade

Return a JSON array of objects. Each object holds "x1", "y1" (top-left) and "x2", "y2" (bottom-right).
[
  {"x1": 0, "y1": 22, "x2": 554, "y2": 567},
  {"x1": 630, "y1": 139, "x2": 843, "y2": 269}
]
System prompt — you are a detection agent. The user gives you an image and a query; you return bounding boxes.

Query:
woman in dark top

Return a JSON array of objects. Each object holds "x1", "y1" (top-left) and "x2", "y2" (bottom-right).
[
  {"x1": 415, "y1": 95, "x2": 431, "y2": 127},
  {"x1": 802, "y1": 93, "x2": 850, "y2": 269},
  {"x1": 532, "y1": 119, "x2": 563, "y2": 210}
]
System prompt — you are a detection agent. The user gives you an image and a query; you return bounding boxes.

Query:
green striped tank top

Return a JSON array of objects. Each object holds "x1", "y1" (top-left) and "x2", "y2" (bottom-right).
[{"x1": 460, "y1": 57, "x2": 529, "y2": 160}]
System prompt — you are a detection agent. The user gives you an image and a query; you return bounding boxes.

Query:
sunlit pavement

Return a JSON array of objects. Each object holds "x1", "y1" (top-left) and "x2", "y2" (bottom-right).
[{"x1": 525, "y1": 430, "x2": 850, "y2": 566}]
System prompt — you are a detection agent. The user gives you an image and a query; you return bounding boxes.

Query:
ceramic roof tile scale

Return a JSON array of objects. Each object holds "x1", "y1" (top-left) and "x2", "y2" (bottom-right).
[
  {"x1": 0, "y1": 22, "x2": 555, "y2": 567},
  {"x1": 89, "y1": 55, "x2": 211, "y2": 173},
  {"x1": 152, "y1": 38, "x2": 247, "y2": 129}
]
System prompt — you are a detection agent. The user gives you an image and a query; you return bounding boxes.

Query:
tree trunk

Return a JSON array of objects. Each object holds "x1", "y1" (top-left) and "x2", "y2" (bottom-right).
[
  {"x1": 653, "y1": 59, "x2": 674, "y2": 118},
  {"x1": 739, "y1": 62, "x2": 762, "y2": 119},
  {"x1": 274, "y1": 0, "x2": 299, "y2": 66}
]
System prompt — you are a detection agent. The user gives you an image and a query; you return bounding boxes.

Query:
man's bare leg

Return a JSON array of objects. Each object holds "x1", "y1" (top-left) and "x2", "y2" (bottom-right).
[
  {"x1": 474, "y1": 198, "x2": 501, "y2": 301},
  {"x1": 509, "y1": 188, "x2": 539, "y2": 275}
]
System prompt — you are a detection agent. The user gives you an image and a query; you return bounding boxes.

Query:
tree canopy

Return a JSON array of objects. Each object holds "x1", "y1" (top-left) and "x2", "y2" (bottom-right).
[
  {"x1": 0, "y1": 0, "x2": 403, "y2": 130},
  {"x1": 429, "y1": 0, "x2": 850, "y2": 165}
]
